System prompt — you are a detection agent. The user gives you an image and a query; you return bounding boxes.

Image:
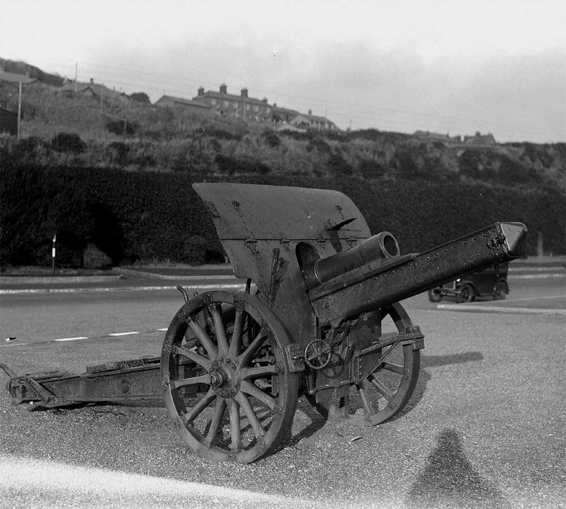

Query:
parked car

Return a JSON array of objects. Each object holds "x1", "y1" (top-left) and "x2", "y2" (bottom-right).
[{"x1": 428, "y1": 263, "x2": 509, "y2": 303}]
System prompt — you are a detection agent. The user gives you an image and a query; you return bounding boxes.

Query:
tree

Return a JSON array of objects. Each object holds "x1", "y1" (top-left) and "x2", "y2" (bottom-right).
[{"x1": 129, "y1": 92, "x2": 151, "y2": 104}]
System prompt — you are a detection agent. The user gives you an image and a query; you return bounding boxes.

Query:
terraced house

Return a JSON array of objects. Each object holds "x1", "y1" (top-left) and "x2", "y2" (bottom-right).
[{"x1": 193, "y1": 84, "x2": 272, "y2": 122}]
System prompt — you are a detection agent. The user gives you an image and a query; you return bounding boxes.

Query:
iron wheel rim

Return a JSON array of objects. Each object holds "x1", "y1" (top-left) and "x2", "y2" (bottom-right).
[{"x1": 161, "y1": 291, "x2": 298, "y2": 463}]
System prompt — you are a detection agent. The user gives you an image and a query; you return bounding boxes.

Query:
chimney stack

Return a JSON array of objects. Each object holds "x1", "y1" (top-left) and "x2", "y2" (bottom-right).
[
  {"x1": 219, "y1": 84, "x2": 227, "y2": 94},
  {"x1": 197, "y1": 86, "x2": 204, "y2": 96},
  {"x1": 308, "y1": 109, "x2": 312, "y2": 116},
  {"x1": 241, "y1": 88, "x2": 248, "y2": 98}
]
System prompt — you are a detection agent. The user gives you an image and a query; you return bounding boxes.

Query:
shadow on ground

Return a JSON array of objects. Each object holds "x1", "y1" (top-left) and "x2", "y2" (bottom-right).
[
  {"x1": 288, "y1": 350, "x2": 486, "y2": 446},
  {"x1": 387, "y1": 351, "x2": 484, "y2": 424},
  {"x1": 405, "y1": 428, "x2": 510, "y2": 508}
]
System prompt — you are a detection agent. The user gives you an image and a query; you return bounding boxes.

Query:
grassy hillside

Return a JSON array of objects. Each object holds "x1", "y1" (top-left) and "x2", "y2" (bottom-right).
[{"x1": 0, "y1": 57, "x2": 564, "y2": 191}]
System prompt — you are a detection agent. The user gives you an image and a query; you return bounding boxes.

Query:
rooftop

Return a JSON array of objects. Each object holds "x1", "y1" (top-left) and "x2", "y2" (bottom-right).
[
  {"x1": 158, "y1": 95, "x2": 212, "y2": 109},
  {"x1": 197, "y1": 89, "x2": 270, "y2": 106}
]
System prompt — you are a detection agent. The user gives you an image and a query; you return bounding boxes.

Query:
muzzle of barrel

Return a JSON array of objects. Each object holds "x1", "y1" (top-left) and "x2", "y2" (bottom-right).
[{"x1": 303, "y1": 231, "x2": 400, "y2": 289}]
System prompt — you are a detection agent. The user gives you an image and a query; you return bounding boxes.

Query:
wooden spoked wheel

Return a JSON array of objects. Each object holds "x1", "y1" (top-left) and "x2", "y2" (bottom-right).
[
  {"x1": 161, "y1": 291, "x2": 299, "y2": 463},
  {"x1": 349, "y1": 303, "x2": 421, "y2": 425}
]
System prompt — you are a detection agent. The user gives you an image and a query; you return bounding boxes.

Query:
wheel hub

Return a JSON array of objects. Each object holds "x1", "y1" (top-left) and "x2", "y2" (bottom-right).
[
  {"x1": 209, "y1": 369, "x2": 225, "y2": 388},
  {"x1": 208, "y1": 359, "x2": 240, "y2": 398}
]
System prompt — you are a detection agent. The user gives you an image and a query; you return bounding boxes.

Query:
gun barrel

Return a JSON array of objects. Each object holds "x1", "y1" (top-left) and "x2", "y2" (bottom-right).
[
  {"x1": 309, "y1": 222, "x2": 527, "y2": 324},
  {"x1": 303, "y1": 231, "x2": 400, "y2": 289}
]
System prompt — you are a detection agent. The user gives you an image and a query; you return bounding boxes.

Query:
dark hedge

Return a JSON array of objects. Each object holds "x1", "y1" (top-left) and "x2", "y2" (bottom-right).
[{"x1": 1, "y1": 165, "x2": 564, "y2": 266}]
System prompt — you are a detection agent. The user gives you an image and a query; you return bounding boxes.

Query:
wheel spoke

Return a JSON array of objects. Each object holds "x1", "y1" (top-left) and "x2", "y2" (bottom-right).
[
  {"x1": 369, "y1": 375, "x2": 394, "y2": 401},
  {"x1": 206, "y1": 397, "x2": 226, "y2": 445},
  {"x1": 240, "y1": 365, "x2": 278, "y2": 379},
  {"x1": 187, "y1": 317, "x2": 218, "y2": 359},
  {"x1": 229, "y1": 400, "x2": 240, "y2": 451},
  {"x1": 210, "y1": 304, "x2": 229, "y2": 356},
  {"x1": 358, "y1": 384, "x2": 373, "y2": 415},
  {"x1": 184, "y1": 388, "x2": 216, "y2": 424},
  {"x1": 240, "y1": 380, "x2": 278, "y2": 411},
  {"x1": 172, "y1": 345, "x2": 211, "y2": 370},
  {"x1": 228, "y1": 308, "x2": 243, "y2": 357},
  {"x1": 238, "y1": 329, "x2": 268, "y2": 365},
  {"x1": 171, "y1": 373, "x2": 211, "y2": 389},
  {"x1": 235, "y1": 393, "x2": 264, "y2": 438},
  {"x1": 381, "y1": 361, "x2": 405, "y2": 375}
]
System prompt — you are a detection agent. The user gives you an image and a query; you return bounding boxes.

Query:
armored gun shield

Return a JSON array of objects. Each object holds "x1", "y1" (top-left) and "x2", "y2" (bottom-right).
[{"x1": 192, "y1": 182, "x2": 375, "y2": 344}]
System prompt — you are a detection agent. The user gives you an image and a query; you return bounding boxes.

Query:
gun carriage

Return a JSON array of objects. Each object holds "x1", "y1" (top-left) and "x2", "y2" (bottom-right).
[{"x1": 2, "y1": 183, "x2": 527, "y2": 463}]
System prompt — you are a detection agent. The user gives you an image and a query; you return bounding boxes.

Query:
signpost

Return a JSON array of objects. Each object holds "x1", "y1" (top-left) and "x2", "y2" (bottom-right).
[{"x1": 51, "y1": 234, "x2": 57, "y2": 274}]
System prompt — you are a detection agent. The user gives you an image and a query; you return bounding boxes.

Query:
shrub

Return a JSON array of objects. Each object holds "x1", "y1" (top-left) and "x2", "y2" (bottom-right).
[
  {"x1": 215, "y1": 154, "x2": 271, "y2": 175},
  {"x1": 51, "y1": 132, "x2": 86, "y2": 154},
  {"x1": 129, "y1": 92, "x2": 151, "y2": 104},
  {"x1": 261, "y1": 130, "x2": 281, "y2": 148},
  {"x1": 393, "y1": 148, "x2": 420, "y2": 178},
  {"x1": 106, "y1": 141, "x2": 129, "y2": 166},
  {"x1": 306, "y1": 137, "x2": 331, "y2": 154},
  {"x1": 106, "y1": 119, "x2": 137, "y2": 136},
  {"x1": 358, "y1": 159, "x2": 386, "y2": 179},
  {"x1": 7, "y1": 136, "x2": 47, "y2": 165},
  {"x1": 327, "y1": 151, "x2": 353, "y2": 175},
  {"x1": 203, "y1": 128, "x2": 243, "y2": 141}
]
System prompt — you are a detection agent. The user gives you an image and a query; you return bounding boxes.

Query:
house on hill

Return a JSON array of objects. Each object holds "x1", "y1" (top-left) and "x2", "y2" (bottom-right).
[
  {"x1": 155, "y1": 94, "x2": 213, "y2": 116},
  {"x1": 193, "y1": 84, "x2": 272, "y2": 122},
  {"x1": 288, "y1": 109, "x2": 338, "y2": 132},
  {"x1": 464, "y1": 131, "x2": 496, "y2": 146},
  {"x1": 272, "y1": 104, "x2": 301, "y2": 124},
  {"x1": 58, "y1": 79, "x2": 128, "y2": 103},
  {"x1": 0, "y1": 107, "x2": 17, "y2": 135}
]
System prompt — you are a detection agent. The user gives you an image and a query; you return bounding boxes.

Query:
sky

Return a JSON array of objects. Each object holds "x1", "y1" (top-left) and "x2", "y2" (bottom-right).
[{"x1": 1, "y1": 0, "x2": 565, "y2": 142}]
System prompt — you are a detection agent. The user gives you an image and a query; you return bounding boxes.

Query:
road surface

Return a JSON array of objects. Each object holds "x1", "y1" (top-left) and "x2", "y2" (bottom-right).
[{"x1": 0, "y1": 278, "x2": 564, "y2": 508}]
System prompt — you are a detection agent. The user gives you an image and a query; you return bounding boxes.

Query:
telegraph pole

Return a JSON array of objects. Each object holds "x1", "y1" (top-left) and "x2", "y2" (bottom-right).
[{"x1": 17, "y1": 80, "x2": 22, "y2": 140}]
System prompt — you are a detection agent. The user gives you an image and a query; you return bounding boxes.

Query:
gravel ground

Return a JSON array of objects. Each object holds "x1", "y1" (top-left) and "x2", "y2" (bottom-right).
[{"x1": 1, "y1": 293, "x2": 565, "y2": 508}]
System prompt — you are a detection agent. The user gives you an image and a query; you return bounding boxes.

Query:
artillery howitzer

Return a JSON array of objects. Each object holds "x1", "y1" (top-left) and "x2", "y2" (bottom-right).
[{"x1": 2, "y1": 184, "x2": 527, "y2": 463}]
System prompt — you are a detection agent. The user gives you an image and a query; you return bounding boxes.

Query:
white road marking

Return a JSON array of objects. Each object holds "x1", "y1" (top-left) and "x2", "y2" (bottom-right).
[
  {"x1": 0, "y1": 328, "x2": 167, "y2": 348},
  {"x1": 0, "y1": 283, "x2": 246, "y2": 295},
  {"x1": 0, "y1": 455, "x2": 313, "y2": 507},
  {"x1": 437, "y1": 303, "x2": 566, "y2": 315}
]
